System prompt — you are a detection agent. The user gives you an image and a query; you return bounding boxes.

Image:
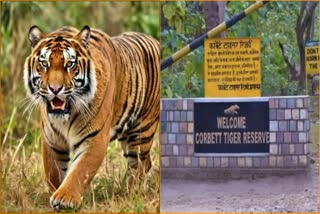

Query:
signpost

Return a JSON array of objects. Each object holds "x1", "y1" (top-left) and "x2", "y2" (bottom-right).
[
  {"x1": 305, "y1": 41, "x2": 319, "y2": 96},
  {"x1": 204, "y1": 38, "x2": 261, "y2": 97},
  {"x1": 194, "y1": 100, "x2": 270, "y2": 153}
]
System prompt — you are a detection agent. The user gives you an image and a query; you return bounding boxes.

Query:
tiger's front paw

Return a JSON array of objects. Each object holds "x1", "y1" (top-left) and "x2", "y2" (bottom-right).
[{"x1": 50, "y1": 187, "x2": 82, "y2": 211}]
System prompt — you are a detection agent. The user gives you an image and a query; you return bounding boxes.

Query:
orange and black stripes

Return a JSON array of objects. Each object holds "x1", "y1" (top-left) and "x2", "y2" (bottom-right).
[
  {"x1": 108, "y1": 32, "x2": 159, "y2": 162},
  {"x1": 24, "y1": 25, "x2": 159, "y2": 210}
]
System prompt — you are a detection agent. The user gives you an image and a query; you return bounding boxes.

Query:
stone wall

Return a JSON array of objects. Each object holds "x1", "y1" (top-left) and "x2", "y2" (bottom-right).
[{"x1": 160, "y1": 96, "x2": 310, "y2": 170}]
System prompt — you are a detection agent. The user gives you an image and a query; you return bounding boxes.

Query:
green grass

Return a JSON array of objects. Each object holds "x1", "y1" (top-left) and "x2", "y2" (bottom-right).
[{"x1": 309, "y1": 122, "x2": 319, "y2": 156}]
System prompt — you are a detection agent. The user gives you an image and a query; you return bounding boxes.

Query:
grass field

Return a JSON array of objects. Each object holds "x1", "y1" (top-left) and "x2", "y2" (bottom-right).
[{"x1": 1, "y1": 107, "x2": 160, "y2": 212}]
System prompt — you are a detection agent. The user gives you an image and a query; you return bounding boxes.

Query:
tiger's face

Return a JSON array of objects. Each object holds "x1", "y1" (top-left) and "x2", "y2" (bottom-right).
[{"x1": 24, "y1": 26, "x2": 96, "y2": 119}]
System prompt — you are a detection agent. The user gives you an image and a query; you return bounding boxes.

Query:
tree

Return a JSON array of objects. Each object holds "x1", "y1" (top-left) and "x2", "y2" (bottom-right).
[
  {"x1": 161, "y1": 2, "x2": 205, "y2": 98},
  {"x1": 203, "y1": 2, "x2": 226, "y2": 37},
  {"x1": 279, "y1": 2, "x2": 318, "y2": 88}
]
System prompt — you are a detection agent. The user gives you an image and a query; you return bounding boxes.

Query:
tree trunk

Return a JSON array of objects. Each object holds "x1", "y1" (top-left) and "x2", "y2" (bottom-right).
[
  {"x1": 295, "y1": 2, "x2": 318, "y2": 88},
  {"x1": 279, "y1": 2, "x2": 318, "y2": 89},
  {"x1": 203, "y1": 2, "x2": 226, "y2": 38}
]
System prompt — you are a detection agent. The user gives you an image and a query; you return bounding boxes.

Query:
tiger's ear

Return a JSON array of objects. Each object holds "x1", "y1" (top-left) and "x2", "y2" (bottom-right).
[
  {"x1": 76, "y1": 26, "x2": 91, "y2": 48},
  {"x1": 28, "y1": 26, "x2": 45, "y2": 48}
]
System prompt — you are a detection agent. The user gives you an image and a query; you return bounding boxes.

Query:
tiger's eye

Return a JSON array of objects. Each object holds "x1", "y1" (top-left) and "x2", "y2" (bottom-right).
[
  {"x1": 41, "y1": 61, "x2": 48, "y2": 67},
  {"x1": 66, "y1": 61, "x2": 74, "y2": 67}
]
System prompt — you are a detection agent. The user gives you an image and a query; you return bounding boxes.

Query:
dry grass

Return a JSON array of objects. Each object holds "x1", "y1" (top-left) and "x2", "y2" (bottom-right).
[{"x1": 1, "y1": 114, "x2": 160, "y2": 212}]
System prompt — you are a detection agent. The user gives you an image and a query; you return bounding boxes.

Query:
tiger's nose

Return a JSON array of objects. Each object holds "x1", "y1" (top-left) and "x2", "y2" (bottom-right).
[{"x1": 49, "y1": 84, "x2": 63, "y2": 95}]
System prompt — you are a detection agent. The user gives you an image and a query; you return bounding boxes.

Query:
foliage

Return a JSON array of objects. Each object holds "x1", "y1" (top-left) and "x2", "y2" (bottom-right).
[
  {"x1": 125, "y1": 2, "x2": 159, "y2": 38},
  {"x1": 161, "y1": 1, "x2": 319, "y2": 98},
  {"x1": 161, "y1": 1, "x2": 205, "y2": 98},
  {"x1": 225, "y1": 2, "x2": 315, "y2": 96},
  {"x1": 1, "y1": 2, "x2": 159, "y2": 212}
]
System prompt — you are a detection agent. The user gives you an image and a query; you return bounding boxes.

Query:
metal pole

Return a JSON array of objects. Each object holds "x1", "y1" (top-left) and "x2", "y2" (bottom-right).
[{"x1": 161, "y1": 1, "x2": 269, "y2": 71}]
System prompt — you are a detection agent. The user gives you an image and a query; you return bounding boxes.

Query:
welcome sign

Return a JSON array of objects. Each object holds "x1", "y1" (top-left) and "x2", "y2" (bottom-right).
[{"x1": 194, "y1": 100, "x2": 270, "y2": 153}]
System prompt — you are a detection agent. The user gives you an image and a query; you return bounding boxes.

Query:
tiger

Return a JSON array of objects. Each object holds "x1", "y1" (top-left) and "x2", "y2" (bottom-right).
[
  {"x1": 224, "y1": 104, "x2": 240, "y2": 115},
  {"x1": 23, "y1": 25, "x2": 159, "y2": 211}
]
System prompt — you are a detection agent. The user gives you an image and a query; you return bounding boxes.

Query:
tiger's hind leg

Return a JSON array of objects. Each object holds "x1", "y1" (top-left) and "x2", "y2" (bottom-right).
[
  {"x1": 124, "y1": 145, "x2": 152, "y2": 176},
  {"x1": 121, "y1": 120, "x2": 158, "y2": 178},
  {"x1": 120, "y1": 141, "x2": 153, "y2": 191}
]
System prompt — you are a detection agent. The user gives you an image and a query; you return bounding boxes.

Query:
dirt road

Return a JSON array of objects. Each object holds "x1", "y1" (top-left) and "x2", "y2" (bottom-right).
[{"x1": 161, "y1": 161, "x2": 318, "y2": 212}]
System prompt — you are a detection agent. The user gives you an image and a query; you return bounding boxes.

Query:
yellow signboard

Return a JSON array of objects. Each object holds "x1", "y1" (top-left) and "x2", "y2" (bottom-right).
[
  {"x1": 204, "y1": 38, "x2": 261, "y2": 97},
  {"x1": 305, "y1": 42, "x2": 319, "y2": 96}
]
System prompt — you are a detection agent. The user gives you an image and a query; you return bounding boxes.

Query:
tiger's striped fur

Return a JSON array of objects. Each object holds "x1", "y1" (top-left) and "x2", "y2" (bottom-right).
[{"x1": 23, "y1": 26, "x2": 159, "y2": 210}]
